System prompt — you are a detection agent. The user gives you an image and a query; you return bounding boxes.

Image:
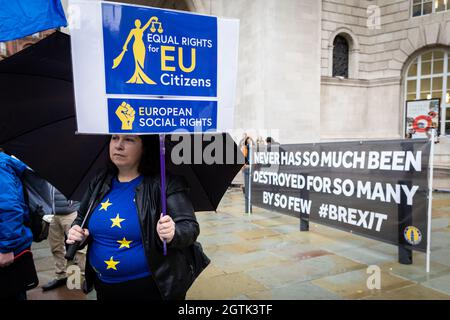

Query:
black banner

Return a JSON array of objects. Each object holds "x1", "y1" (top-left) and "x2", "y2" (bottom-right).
[{"x1": 251, "y1": 140, "x2": 431, "y2": 252}]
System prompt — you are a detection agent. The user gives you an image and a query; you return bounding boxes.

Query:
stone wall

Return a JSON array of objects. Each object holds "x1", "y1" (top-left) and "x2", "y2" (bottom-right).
[
  {"x1": 321, "y1": 77, "x2": 401, "y2": 140},
  {"x1": 321, "y1": 0, "x2": 450, "y2": 168},
  {"x1": 207, "y1": 0, "x2": 323, "y2": 144},
  {"x1": 58, "y1": 0, "x2": 450, "y2": 168},
  {"x1": 321, "y1": 0, "x2": 450, "y2": 80}
]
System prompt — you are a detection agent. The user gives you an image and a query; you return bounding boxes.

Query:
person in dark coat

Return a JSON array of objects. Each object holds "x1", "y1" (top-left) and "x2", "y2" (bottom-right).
[
  {"x1": 241, "y1": 136, "x2": 254, "y2": 213},
  {"x1": 67, "y1": 135, "x2": 199, "y2": 300},
  {"x1": 42, "y1": 188, "x2": 83, "y2": 291}
]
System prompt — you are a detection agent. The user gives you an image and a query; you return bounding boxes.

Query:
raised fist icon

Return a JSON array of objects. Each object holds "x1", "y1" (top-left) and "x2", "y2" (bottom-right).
[{"x1": 115, "y1": 102, "x2": 136, "y2": 130}]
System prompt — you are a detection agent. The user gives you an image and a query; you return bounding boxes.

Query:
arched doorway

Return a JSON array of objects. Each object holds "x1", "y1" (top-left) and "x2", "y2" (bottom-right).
[{"x1": 404, "y1": 49, "x2": 450, "y2": 136}]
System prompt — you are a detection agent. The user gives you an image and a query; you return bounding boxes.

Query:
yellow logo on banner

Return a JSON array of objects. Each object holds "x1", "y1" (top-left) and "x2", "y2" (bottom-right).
[
  {"x1": 112, "y1": 16, "x2": 163, "y2": 84},
  {"x1": 115, "y1": 102, "x2": 136, "y2": 130},
  {"x1": 404, "y1": 226, "x2": 422, "y2": 245}
]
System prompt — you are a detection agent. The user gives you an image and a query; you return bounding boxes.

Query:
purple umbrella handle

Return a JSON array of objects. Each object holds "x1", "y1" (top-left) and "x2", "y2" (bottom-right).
[{"x1": 159, "y1": 134, "x2": 167, "y2": 256}]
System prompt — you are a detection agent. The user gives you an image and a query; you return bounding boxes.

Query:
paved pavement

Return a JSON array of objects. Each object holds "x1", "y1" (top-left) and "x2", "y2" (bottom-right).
[
  {"x1": 434, "y1": 169, "x2": 450, "y2": 190},
  {"x1": 28, "y1": 187, "x2": 450, "y2": 300}
]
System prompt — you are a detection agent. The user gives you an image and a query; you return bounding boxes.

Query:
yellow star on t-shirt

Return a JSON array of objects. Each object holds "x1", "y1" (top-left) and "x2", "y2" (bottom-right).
[
  {"x1": 104, "y1": 256, "x2": 120, "y2": 270},
  {"x1": 117, "y1": 237, "x2": 132, "y2": 249},
  {"x1": 110, "y1": 214, "x2": 125, "y2": 228},
  {"x1": 99, "y1": 198, "x2": 113, "y2": 211}
]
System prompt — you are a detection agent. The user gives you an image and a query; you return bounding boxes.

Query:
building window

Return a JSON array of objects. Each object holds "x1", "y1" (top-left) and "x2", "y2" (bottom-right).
[
  {"x1": 0, "y1": 42, "x2": 6, "y2": 56},
  {"x1": 332, "y1": 35, "x2": 349, "y2": 78},
  {"x1": 406, "y1": 50, "x2": 450, "y2": 135},
  {"x1": 412, "y1": 0, "x2": 448, "y2": 17}
]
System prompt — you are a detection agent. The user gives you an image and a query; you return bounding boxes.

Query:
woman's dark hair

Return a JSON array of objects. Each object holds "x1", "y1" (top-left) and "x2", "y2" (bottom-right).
[{"x1": 106, "y1": 135, "x2": 160, "y2": 176}]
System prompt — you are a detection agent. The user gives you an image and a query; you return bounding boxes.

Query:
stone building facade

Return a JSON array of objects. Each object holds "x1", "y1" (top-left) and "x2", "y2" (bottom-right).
[
  {"x1": 320, "y1": 0, "x2": 450, "y2": 168},
  {"x1": 208, "y1": 0, "x2": 450, "y2": 169},
  {"x1": 9, "y1": 0, "x2": 450, "y2": 169},
  {"x1": 125, "y1": 0, "x2": 450, "y2": 168}
]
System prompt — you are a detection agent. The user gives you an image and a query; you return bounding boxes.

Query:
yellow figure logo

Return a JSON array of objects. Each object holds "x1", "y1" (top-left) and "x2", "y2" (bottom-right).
[
  {"x1": 112, "y1": 16, "x2": 163, "y2": 84},
  {"x1": 115, "y1": 102, "x2": 135, "y2": 130},
  {"x1": 404, "y1": 226, "x2": 422, "y2": 245}
]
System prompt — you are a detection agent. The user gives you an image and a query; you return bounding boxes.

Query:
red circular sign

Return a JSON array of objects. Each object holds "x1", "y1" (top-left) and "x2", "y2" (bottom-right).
[{"x1": 412, "y1": 115, "x2": 432, "y2": 133}]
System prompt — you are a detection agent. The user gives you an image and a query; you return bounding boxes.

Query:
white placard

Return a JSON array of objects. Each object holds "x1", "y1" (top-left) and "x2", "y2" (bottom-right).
[{"x1": 69, "y1": 0, "x2": 239, "y2": 134}]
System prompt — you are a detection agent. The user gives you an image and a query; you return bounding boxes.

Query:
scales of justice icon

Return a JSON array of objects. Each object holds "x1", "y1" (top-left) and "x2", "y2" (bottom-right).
[
  {"x1": 112, "y1": 16, "x2": 164, "y2": 84},
  {"x1": 150, "y1": 19, "x2": 163, "y2": 33}
]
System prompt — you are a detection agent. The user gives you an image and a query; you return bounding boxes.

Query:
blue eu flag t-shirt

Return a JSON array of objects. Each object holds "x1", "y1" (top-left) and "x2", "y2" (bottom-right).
[{"x1": 88, "y1": 175, "x2": 151, "y2": 284}]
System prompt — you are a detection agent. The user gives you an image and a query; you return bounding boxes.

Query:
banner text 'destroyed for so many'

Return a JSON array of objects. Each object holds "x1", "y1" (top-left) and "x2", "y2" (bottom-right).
[{"x1": 251, "y1": 140, "x2": 431, "y2": 251}]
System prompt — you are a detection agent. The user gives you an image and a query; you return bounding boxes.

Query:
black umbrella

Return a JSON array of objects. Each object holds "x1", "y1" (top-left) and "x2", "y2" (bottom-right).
[
  {"x1": 0, "y1": 31, "x2": 244, "y2": 212},
  {"x1": 0, "y1": 31, "x2": 109, "y2": 202}
]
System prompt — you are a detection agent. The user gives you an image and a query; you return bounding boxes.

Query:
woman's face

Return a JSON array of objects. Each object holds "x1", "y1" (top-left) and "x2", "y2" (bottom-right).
[{"x1": 109, "y1": 135, "x2": 143, "y2": 171}]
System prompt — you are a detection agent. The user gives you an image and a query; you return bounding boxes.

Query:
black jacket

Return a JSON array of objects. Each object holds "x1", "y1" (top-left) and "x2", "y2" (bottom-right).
[
  {"x1": 53, "y1": 188, "x2": 80, "y2": 215},
  {"x1": 73, "y1": 170, "x2": 199, "y2": 300}
]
